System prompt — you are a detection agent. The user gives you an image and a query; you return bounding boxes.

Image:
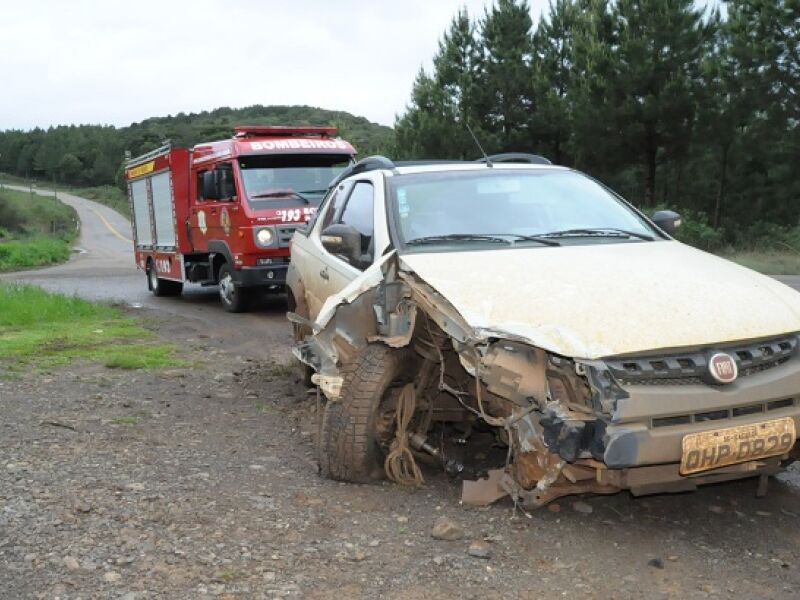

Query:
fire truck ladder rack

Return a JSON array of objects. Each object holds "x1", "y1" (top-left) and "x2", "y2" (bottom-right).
[{"x1": 126, "y1": 142, "x2": 173, "y2": 167}]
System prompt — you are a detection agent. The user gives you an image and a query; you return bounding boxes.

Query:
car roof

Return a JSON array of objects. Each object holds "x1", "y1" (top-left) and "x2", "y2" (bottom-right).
[
  {"x1": 391, "y1": 162, "x2": 566, "y2": 176},
  {"x1": 330, "y1": 155, "x2": 568, "y2": 188}
]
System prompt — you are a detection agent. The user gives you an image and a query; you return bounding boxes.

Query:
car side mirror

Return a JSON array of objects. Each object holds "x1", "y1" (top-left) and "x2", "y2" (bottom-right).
[
  {"x1": 652, "y1": 210, "x2": 682, "y2": 235},
  {"x1": 321, "y1": 223, "x2": 362, "y2": 266},
  {"x1": 201, "y1": 171, "x2": 219, "y2": 200}
]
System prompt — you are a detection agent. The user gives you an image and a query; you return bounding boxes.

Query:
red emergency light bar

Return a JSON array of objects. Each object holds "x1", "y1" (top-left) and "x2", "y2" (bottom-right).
[{"x1": 233, "y1": 125, "x2": 338, "y2": 138}]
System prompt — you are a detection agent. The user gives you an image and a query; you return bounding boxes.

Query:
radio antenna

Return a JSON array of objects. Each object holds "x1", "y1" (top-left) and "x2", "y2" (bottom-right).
[{"x1": 466, "y1": 122, "x2": 492, "y2": 168}]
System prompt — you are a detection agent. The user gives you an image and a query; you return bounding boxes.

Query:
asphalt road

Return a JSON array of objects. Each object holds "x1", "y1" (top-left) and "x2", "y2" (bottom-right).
[{"x1": 0, "y1": 184, "x2": 293, "y2": 362}]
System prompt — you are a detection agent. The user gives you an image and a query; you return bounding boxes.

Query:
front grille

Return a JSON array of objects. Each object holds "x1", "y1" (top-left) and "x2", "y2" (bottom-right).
[
  {"x1": 277, "y1": 224, "x2": 301, "y2": 247},
  {"x1": 651, "y1": 397, "x2": 796, "y2": 428},
  {"x1": 607, "y1": 335, "x2": 797, "y2": 386}
]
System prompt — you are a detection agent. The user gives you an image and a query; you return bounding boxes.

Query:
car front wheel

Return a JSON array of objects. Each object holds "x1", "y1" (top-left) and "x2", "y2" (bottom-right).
[{"x1": 318, "y1": 343, "x2": 410, "y2": 483}]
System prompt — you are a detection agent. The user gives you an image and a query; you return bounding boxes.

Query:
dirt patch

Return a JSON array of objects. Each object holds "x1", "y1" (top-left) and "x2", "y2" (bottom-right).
[{"x1": 2, "y1": 324, "x2": 800, "y2": 598}]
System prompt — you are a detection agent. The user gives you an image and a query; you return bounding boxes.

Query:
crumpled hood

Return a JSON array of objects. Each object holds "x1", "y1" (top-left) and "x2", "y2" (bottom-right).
[{"x1": 399, "y1": 241, "x2": 800, "y2": 359}]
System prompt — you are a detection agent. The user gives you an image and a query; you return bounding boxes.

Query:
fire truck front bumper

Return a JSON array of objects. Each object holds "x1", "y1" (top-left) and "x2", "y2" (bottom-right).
[{"x1": 235, "y1": 265, "x2": 288, "y2": 288}]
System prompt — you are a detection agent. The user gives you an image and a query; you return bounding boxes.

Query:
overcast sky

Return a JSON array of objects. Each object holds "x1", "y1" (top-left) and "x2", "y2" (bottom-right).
[{"x1": 1, "y1": 1, "x2": 561, "y2": 131}]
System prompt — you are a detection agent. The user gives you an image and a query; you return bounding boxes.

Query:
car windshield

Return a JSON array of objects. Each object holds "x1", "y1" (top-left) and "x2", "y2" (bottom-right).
[
  {"x1": 239, "y1": 154, "x2": 351, "y2": 208},
  {"x1": 390, "y1": 169, "x2": 659, "y2": 249}
]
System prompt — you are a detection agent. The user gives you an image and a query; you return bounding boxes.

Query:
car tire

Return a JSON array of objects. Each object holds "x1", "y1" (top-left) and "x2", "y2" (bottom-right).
[
  {"x1": 218, "y1": 263, "x2": 249, "y2": 313},
  {"x1": 148, "y1": 261, "x2": 183, "y2": 297},
  {"x1": 318, "y1": 343, "x2": 408, "y2": 483}
]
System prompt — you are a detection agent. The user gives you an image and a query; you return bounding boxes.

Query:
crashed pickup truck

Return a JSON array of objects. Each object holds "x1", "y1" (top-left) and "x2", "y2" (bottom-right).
[{"x1": 286, "y1": 154, "x2": 800, "y2": 508}]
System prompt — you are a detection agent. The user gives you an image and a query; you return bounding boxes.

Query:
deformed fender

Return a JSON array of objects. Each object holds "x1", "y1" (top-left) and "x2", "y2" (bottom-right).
[
  {"x1": 286, "y1": 260, "x2": 309, "y2": 317},
  {"x1": 294, "y1": 251, "x2": 486, "y2": 400}
]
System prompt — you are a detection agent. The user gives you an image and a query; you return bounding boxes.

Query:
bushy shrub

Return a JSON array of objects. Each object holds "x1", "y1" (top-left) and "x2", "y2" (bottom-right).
[
  {"x1": 643, "y1": 205, "x2": 725, "y2": 251},
  {"x1": 673, "y1": 210, "x2": 726, "y2": 251},
  {"x1": 0, "y1": 194, "x2": 24, "y2": 232}
]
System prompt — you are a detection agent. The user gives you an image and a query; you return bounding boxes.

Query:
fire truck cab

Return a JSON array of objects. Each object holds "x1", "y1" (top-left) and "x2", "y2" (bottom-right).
[{"x1": 125, "y1": 126, "x2": 356, "y2": 311}]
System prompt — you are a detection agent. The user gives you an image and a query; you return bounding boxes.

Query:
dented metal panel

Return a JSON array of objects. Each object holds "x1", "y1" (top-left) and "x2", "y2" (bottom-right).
[
  {"x1": 399, "y1": 242, "x2": 800, "y2": 359},
  {"x1": 291, "y1": 212, "x2": 800, "y2": 508}
]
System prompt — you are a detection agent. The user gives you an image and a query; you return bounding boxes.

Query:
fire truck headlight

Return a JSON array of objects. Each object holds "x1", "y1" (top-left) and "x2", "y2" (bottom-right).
[{"x1": 254, "y1": 227, "x2": 276, "y2": 247}]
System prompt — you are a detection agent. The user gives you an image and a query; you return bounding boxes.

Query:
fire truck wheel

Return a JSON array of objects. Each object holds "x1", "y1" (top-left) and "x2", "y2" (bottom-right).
[
  {"x1": 218, "y1": 263, "x2": 250, "y2": 313},
  {"x1": 148, "y1": 262, "x2": 183, "y2": 297}
]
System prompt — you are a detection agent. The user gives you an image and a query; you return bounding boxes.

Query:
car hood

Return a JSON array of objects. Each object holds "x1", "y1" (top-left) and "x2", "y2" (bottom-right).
[{"x1": 399, "y1": 241, "x2": 800, "y2": 359}]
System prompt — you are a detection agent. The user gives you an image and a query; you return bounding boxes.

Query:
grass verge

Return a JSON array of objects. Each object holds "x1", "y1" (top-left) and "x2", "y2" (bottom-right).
[
  {"x1": 0, "y1": 237, "x2": 72, "y2": 271},
  {"x1": 721, "y1": 251, "x2": 800, "y2": 276},
  {"x1": 0, "y1": 186, "x2": 79, "y2": 271},
  {"x1": 69, "y1": 184, "x2": 128, "y2": 216},
  {"x1": 0, "y1": 283, "x2": 180, "y2": 373},
  {"x1": 0, "y1": 174, "x2": 128, "y2": 218}
]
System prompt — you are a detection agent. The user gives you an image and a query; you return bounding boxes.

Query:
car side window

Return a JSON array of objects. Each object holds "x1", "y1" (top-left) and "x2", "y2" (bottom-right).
[
  {"x1": 319, "y1": 185, "x2": 346, "y2": 231},
  {"x1": 338, "y1": 181, "x2": 374, "y2": 258}
]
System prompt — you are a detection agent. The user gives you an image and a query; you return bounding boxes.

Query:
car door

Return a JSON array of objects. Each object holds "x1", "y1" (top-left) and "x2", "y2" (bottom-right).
[
  {"x1": 293, "y1": 181, "x2": 351, "y2": 318},
  {"x1": 301, "y1": 178, "x2": 379, "y2": 319}
]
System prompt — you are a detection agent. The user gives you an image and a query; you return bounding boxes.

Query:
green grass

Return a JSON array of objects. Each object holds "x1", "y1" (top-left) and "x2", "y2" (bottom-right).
[
  {"x1": 0, "y1": 186, "x2": 78, "y2": 271},
  {"x1": 0, "y1": 174, "x2": 128, "y2": 218},
  {"x1": 112, "y1": 416, "x2": 142, "y2": 426},
  {"x1": 0, "y1": 283, "x2": 180, "y2": 372},
  {"x1": 0, "y1": 237, "x2": 72, "y2": 271},
  {"x1": 721, "y1": 250, "x2": 800, "y2": 275},
  {"x1": 69, "y1": 185, "x2": 128, "y2": 216}
]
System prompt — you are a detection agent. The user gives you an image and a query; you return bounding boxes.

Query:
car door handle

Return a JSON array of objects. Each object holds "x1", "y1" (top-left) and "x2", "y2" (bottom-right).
[{"x1": 320, "y1": 267, "x2": 329, "y2": 281}]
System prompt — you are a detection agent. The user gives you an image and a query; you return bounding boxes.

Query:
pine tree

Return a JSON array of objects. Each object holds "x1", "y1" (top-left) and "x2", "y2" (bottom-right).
[
  {"x1": 530, "y1": 0, "x2": 583, "y2": 164},
  {"x1": 395, "y1": 9, "x2": 482, "y2": 158},
  {"x1": 477, "y1": 0, "x2": 535, "y2": 152},
  {"x1": 609, "y1": 0, "x2": 711, "y2": 206}
]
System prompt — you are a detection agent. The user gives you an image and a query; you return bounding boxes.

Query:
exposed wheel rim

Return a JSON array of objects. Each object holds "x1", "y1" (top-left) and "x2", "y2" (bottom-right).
[{"x1": 219, "y1": 272, "x2": 235, "y2": 306}]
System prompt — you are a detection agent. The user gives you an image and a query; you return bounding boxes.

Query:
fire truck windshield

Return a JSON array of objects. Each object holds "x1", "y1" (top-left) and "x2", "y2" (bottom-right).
[{"x1": 238, "y1": 154, "x2": 351, "y2": 208}]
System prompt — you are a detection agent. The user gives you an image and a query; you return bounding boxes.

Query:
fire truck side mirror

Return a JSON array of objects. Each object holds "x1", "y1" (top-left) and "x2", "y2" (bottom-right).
[{"x1": 201, "y1": 171, "x2": 220, "y2": 200}]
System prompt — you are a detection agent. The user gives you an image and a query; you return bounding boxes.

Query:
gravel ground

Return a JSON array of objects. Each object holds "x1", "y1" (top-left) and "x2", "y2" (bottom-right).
[{"x1": 2, "y1": 314, "x2": 800, "y2": 599}]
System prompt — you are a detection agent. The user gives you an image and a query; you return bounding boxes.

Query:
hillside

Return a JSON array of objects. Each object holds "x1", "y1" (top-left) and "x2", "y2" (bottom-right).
[
  {"x1": 125, "y1": 105, "x2": 394, "y2": 159},
  {"x1": 0, "y1": 105, "x2": 394, "y2": 189}
]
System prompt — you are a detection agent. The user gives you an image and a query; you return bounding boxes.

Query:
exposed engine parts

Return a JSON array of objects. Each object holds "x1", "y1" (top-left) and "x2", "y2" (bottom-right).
[{"x1": 293, "y1": 253, "x2": 800, "y2": 508}]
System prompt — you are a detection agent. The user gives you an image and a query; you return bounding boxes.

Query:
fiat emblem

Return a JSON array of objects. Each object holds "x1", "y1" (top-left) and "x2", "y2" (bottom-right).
[{"x1": 708, "y1": 352, "x2": 738, "y2": 384}]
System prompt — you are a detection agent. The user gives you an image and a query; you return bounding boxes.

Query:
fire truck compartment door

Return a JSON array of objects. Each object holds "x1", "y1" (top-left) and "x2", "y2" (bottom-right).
[
  {"x1": 151, "y1": 171, "x2": 176, "y2": 248},
  {"x1": 131, "y1": 178, "x2": 152, "y2": 247}
]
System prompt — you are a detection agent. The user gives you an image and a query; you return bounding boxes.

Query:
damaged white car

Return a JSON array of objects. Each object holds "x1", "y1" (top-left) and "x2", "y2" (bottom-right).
[{"x1": 286, "y1": 154, "x2": 800, "y2": 508}]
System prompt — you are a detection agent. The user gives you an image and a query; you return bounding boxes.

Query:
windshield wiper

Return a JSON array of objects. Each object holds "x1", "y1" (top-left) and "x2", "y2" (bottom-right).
[
  {"x1": 297, "y1": 188, "x2": 329, "y2": 195},
  {"x1": 250, "y1": 190, "x2": 311, "y2": 204},
  {"x1": 540, "y1": 227, "x2": 654, "y2": 241},
  {"x1": 484, "y1": 233, "x2": 561, "y2": 247},
  {"x1": 406, "y1": 233, "x2": 512, "y2": 246}
]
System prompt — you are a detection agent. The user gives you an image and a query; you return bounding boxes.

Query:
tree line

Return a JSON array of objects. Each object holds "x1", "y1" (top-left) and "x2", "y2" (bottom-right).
[
  {"x1": 0, "y1": 105, "x2": 393, "y2": 189},
  {"x1": 395, "y1": 0, "x2": 799, "y2": 246},
  {"x1": 0, "y1": 1, "x2": 797, "y2": 248}
]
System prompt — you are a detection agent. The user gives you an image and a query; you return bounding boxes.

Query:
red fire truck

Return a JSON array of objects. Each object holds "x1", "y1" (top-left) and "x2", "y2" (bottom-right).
[{"x1": 124, "y1": 126, "x2": 356, "y2": 312}]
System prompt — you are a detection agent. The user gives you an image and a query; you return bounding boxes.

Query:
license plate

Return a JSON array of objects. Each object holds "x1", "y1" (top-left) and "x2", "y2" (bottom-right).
[{"x1": 680, "y1": 417, "x2": 796, "y2": 475}]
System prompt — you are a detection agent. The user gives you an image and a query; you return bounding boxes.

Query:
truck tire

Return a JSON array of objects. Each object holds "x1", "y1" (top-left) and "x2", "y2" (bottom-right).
[
  {"x1": 148, "y1": 262, "x2": 183, "y2": 297},
  {"x1": 318, "y1": 343, "x2": 407, "y2": 483},
  {"x1": 218, "y1": 263, "x2": 249, "y2": 313}
]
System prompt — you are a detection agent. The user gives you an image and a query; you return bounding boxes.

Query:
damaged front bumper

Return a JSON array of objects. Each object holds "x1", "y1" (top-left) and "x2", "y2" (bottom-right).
[{"x1": 293, "y1": 252, "x2": 800, "y2": 508}]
